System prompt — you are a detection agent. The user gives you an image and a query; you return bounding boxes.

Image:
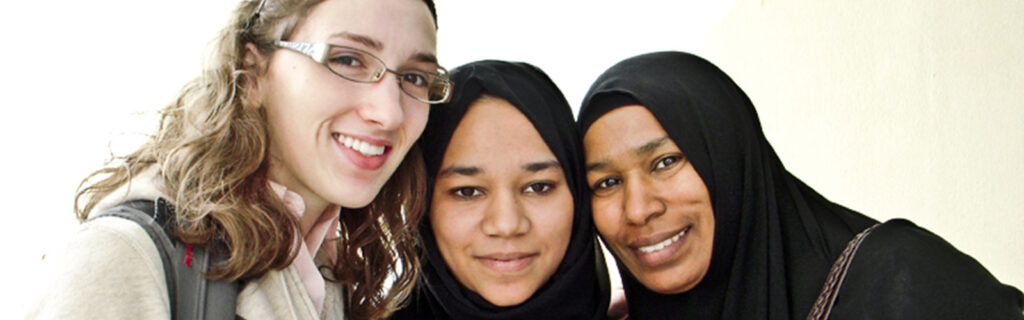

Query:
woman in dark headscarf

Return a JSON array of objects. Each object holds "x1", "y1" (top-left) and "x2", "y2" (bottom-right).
[
  {"x1": 577, "y1": 51, "x2": 1023, "y2": 319},
  {"x1": 391, "y1": 60, "x2": 609, "y2": 319}
]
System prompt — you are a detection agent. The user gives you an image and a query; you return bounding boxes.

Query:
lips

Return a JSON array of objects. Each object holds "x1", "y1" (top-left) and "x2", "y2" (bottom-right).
[
  {"x1": 628, "y1": 226, "x2": 691, "y2": 267},
  {"x1": 638, "y1": 227, "x2": 689, "y2": 253},
  {"x1": 475, "y1": 252, "x2": 539, "y2": 274},
  {"x1": 331, "y1": 133, "x2": 391, "y2": 170}
]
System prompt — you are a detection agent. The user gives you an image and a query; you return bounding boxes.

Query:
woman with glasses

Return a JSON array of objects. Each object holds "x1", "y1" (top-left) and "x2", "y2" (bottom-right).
[
  {"x1": 27, "y1": 0, "x2": 450, "y2": 319},
  {"x1": 389, "y1": 60, "x2": 610, "y2": 319},
  {"x1": 578, "y1": 51, "x2": 1023, "y2": 319}
]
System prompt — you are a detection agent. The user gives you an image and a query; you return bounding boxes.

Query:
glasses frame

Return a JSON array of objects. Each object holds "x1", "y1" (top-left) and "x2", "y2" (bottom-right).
[
  {"x1": 274, "y1": 41, "x2": 452, "y2": 104},
  {"x1": 244, "y1": 0, "x2": 268, "y2": 30}
]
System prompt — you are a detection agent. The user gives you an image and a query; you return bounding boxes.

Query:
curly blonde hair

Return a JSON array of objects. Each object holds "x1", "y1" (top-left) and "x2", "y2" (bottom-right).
[{"x1": 74, "y1": 0, "x2": 436, "y2": 318}]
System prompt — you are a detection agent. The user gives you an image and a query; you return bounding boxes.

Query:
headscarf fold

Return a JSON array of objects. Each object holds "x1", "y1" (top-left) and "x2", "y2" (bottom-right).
[{"x1": 394, "y1": 60, "x2": 609, "y2": 320}]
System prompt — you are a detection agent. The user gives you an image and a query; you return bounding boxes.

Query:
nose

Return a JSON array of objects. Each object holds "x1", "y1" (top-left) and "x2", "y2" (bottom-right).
[
  {"x1": 481, "y1": 191, "x2": 531, "y2": 238},
  {"x1": 357, "y1": 72, "x2": 405, "y2": 131},
  {"x1": 622, "y1": 176, "x2": 665, "y2": 226}
]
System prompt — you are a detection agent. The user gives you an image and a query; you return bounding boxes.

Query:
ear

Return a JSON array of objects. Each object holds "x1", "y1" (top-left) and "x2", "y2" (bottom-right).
[
  {"x1": 244, "y1": 42, "x2": 265, "y2": 69},
  {"x1": 243, "y1": 42, "x2": 267, "y2": 109}
]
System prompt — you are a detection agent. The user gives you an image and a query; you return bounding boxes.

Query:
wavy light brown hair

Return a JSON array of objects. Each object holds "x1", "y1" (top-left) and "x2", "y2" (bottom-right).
[{"x1": 74, "y1": 0, "x2": 436, "y2": 318}]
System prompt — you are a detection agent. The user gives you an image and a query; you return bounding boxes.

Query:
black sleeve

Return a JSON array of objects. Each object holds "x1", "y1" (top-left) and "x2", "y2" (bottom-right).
[{"x1": 828, "y1": 219, "x2": 1023, "y2": 320}]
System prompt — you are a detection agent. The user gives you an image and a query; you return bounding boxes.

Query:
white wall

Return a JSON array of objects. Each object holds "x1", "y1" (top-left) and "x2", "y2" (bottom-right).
[
  {"x1": 701, "y1": 0, "x2": 1023, "y2": 290},
  {"x1": 2, "y1": 0, "x2": 243, "y2": 313},
  {"x1": 4, "y1": 0, "x2": 1019, "y2": 314}
]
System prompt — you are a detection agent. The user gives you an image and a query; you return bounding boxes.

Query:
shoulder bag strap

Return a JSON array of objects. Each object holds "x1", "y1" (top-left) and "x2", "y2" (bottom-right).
[{"x1": 807, "y1": 223, "x2": 882, "y2": 320}]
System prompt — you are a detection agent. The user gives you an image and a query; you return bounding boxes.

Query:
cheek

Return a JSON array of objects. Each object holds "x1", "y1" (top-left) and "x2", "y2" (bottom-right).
[
  {"x1": 590, "y1": 197, "x2": 621, "y2": 241},
  {"x1": 548, "y1": 194, "x2": 575, "y2": 245},
  {"x1": 527, "y1": 192, "x2": 575, "y2": 271},
  {"x1": 264, "y1": 107, "x2": 305, "y2": 158},
  {"x1": 429, "y1": 200, "x2": 476, "y2": 250},
  {"x1": 263, "y1": 87, "x2": 320, "y2": 144},
  {"x1": 670, "y1": 166, "x2": 710, "y2": 201},
  {"x1": 404, "y1": 105, "x2": 430, "y2": 140}
]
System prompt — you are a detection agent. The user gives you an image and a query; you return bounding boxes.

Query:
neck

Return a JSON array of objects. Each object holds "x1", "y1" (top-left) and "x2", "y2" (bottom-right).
[
  {"x1": 266, "y1": 179, "x2": 331, "y2": 236},
  {"x1": 298, "y1": 195, "x2": 330, "y2": 236}
]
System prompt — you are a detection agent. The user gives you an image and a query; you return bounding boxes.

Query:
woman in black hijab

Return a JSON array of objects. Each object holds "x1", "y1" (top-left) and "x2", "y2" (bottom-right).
[
  {"x1": 577, "y1": 51, "x2": 1023, "y2": 319},
  {"x1": 391, "y1": 60, "x2": 609, "y2": 319}
]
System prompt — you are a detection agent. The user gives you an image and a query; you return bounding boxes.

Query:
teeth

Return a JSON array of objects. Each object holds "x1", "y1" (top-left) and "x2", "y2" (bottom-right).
[
  {"x1": 334, "y1": 134, "x2": 386, "y2": 156},
  {"x1": 639, "y1": 228, "x2": 688, "y2": 253}
]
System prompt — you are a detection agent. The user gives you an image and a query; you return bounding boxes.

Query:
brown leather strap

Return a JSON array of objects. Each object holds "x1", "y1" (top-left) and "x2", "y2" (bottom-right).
[{"x1": 807, "y1": 223, "x2": 881, "y2": 320}]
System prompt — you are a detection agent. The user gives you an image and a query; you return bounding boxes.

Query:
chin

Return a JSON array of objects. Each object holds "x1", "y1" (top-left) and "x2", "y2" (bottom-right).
[
  {"x1": 647, "y1": 282, "x2": 695, "y2": 295},
  {"x1": 334, "y1": 165, "x2": 402, "y2": 208},
  {"x1": 331, "y1": 186, "x2": 382, "y2": 209},
  {"x1": 639, "y1": 271, "x2": 702, "y2": 295},
  {"x1": 481, "y1": 290, "x2": 532, "y2": 307}
]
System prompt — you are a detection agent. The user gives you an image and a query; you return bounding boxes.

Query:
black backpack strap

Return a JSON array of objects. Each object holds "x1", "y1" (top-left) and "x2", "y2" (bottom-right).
[
  {"x1": 89, "y1": 199, "x2": 179, "y2": 317},
  {"x1": 90, "y1": 198, "x2": 239, "y2": 320},
  {"x1": 174, "y1": 243, "x2": 240, "y2": 319},
  {"x1": 165, "y1": 200, "x2": 239, "y2": 319}
]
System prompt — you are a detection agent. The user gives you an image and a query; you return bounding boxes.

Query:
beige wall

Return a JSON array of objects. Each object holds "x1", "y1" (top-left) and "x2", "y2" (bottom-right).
[{"x1": 701, "y1": 0, "x2": 1023, "y2": 289}]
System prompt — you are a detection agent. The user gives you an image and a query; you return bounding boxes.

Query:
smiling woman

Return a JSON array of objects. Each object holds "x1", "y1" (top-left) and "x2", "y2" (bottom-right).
[
  {"x1": 430, "y1": 95, "x2": 575, "y2": 307},
  {"x1": 585, "y1": 106, "x2": 716, "y2": 295},
  {"x1": 578, "y1": 51, "x2": 1023, "y2": 319},
  {"x1": 391, "y1": 60, "x2": 609, "y2": 319},
  {"x1": 25, "y1": 0, "x2": 447, "y2": 319}
]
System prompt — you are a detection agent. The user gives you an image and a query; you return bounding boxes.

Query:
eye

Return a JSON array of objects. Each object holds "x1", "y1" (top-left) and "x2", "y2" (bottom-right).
[
  {"x1": 653, "y1": 155, "x2": 682, "y2": 171},
  {"x1": 327, "y1": 50, "x2": 372, "y2": 72},
  {"x1": 401, "y1": 71, "x2": 431, "y2": 88},
  {"x1": 450, "y1": 186, "x2": 483, "y2": 199},
  {"x1": 523, "y1": 182, "x2": 555, "y2": 194},
  {"x1": 592, "y1": 177, "x2": 622, "y2": 191}
]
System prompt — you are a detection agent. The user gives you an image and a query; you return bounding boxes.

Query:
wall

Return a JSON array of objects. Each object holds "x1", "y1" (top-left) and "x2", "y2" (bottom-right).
[{"x1": 701, "y1": 0, "x2": 1023, "y2": 290}]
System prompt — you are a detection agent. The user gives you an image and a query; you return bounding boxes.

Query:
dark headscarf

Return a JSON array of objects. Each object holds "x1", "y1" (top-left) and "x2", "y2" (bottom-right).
[
  {"x1": 577, "y1": 51, "x2": 1023, "y2": 319},
  {"x1": 392, "y1": 60, "x2": 609, "y2": 320}
]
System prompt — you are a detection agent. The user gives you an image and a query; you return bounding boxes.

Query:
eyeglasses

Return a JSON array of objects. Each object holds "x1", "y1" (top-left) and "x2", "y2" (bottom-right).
[
  {"x1": 274, "y1": 41, "x2": 453, "y2": 104},
  {"x1": 244, "y1": 0, "x2": 268, "y2": 31}
]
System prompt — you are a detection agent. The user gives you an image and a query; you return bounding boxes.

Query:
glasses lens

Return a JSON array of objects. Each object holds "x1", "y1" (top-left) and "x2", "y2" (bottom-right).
[
  {"x1": 325, "y1": 47, "x2": 384, "y2": 82},
  {"x1": 427, "y1": 77, "x2": 452, "y2": 103},
  {"x1": 398, "y1": 70, "x2": 451, "y2": 104}
]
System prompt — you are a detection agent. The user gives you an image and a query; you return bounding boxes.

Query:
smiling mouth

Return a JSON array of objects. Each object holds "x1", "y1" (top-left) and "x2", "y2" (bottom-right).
[
  {"x1": 638, "y1": 227, "x2": 690, "y2": 253},
  {"x1": 332, "y1": 133, "x2": 387, "y2": 156}
]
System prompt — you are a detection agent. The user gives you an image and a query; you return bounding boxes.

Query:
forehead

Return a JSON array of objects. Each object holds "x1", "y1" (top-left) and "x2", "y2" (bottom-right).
[
  {"x1": 443, "y1": 97, "x2": 556, "y2": 167},
  {"x1": 290, "y1": 0, "x2": 437, "y2": 58},
  {"x1": 584, "y1": 105, "x2": 671, "y2": 160}
]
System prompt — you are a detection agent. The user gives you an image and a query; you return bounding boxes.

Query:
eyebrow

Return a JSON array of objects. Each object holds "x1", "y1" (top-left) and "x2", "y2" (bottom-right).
[
  {"x1": 437, "y1": 165, "x2": 480, "y2": 178},
  {"x1": 329, "y1": 32, "x2": 382, "y2": 51},
  {"x1": 635, "y1": 136, "x2": 670, "y2": 157},
  {"x1": 329, "y1": 32, "x2": 438, "y2": 65},
  {"x1": 437, "y1": 160, "x2": 561, "y2": 179},
  {"x1": 523, "y1": 160, "x2": 561, "y2": 173},
  {"x1": 413, "y1": 52, "x2": 439, "y2": 65},
  {"x1": 585, "y1": 161, "x2": 608, "y2": 172},
  {"x1": 585, "y1": 136, "x2": 671, "y2": 172}
]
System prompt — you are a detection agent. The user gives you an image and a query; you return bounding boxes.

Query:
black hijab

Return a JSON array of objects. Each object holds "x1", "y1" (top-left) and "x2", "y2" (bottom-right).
[
  {"x1": 392, "y1": 60, "x2": 609, "y2": 320},
  {"x1": 578, "y1": 51, "x2": 878, "y2": 319},
  {"x1": 577, "y1": 51, "x2": 1023, "y2": 319}
]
